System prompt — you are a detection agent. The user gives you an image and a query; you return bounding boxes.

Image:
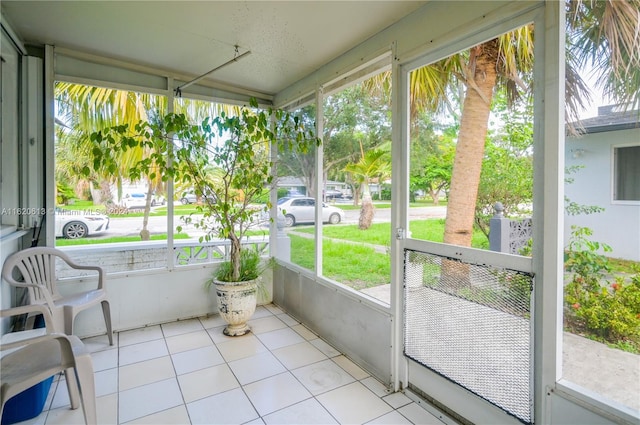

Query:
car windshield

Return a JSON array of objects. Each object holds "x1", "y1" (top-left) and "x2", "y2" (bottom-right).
[{"x1": 277, "y1": 197, "x2": 291, "y2": 205}]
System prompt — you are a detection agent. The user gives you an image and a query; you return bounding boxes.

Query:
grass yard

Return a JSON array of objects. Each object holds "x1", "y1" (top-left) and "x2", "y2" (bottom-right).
[
  {"x1": 56, "y1": 233, "x2": 191, "y2": 246},
  {"x1": 289, "y1": 234, "x2": 390, "y2": 289},
  {"x1": 294, "y1": 219, "x2": 489, "y2": 250}
]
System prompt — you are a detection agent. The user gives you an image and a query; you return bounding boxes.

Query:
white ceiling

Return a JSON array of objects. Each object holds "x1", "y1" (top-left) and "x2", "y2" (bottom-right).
[{"x1": 2, "y1": 1, "x2": 427, "y2": 97}]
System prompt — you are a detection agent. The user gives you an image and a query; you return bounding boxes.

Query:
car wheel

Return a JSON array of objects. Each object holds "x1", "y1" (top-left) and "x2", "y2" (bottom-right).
[
  {"x1": 329, "y1": 213, "x2": 341, "y2": 224},
  {"x1": 284, "y1": 214, "x2": 295, "y2": 227},
  {"x1": 181, "y1": 197, "x2": 189, "y2": 205},
  {"x1": 63, "y1": 222, "x2": 88, "y2": 239}
]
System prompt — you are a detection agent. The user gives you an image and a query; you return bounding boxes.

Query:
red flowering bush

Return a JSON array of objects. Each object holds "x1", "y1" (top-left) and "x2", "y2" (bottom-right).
[{"x1": 564, "y1": 227, "x2": 640, "y2": 351}]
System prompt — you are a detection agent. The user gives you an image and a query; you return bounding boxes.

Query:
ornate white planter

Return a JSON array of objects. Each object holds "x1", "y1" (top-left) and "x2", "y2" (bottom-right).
[{"x1": 214, "y1": 278, "x2": 259, "y2": 336}]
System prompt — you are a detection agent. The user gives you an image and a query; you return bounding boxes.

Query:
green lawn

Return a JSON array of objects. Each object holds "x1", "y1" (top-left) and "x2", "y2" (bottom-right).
[
  {"x1": 56, "y1": 233, "x2": 190, "y2": 246},
  {"x1": 289, "y1": 234, "x2": 390, "y2": 289},
  {"x1": 294, "y1": 219, "x2": 489, "y2": 249}
]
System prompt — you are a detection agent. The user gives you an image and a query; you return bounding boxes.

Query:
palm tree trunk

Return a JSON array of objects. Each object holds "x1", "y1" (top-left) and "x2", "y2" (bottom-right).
[
  {"x1": 359, "y1": 178, "x2": 375, "y2": 230},
  {"x1": 443, "y1": 40, "x2": 498, "y2": 247},
  {"x1": 440, "y1": 41, "x2": 498, "y2": 289},
  {"x1": 139, "y1": 185, "x2": 153, "y2": 241}
]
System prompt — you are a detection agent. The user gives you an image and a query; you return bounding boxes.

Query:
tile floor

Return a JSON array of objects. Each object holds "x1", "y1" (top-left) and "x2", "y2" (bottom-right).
[{"x1": 15, "y1": 304, "x2": 445, "y2": 425}]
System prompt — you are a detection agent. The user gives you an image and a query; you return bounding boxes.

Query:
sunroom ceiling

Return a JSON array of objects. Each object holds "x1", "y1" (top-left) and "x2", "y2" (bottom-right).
[{"x1": 2, "y1": 1, "x2": 426, "y2": 99}]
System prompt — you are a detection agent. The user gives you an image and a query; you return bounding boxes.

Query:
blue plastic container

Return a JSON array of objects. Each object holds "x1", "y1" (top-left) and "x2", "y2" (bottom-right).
[
  {"x1": 1, "y1": 313, "x2": 54, "y2": 425},
  {"x1": 1, "y1": 376, "x2": 54, "y2": 425}
]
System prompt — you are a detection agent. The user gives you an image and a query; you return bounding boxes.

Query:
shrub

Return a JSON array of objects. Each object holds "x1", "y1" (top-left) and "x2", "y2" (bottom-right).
[{"x1": 564, "y1": 226, "x2": 640, "y2": 351}]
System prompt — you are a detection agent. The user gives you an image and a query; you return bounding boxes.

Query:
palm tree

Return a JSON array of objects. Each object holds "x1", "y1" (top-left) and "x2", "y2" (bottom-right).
[
  {"x1": 344, "y1": 142, "x2": 392, "y2": 229},
  {"x1": 55, "y1": 83, "x2": 238, "y2": 240},
  {"x1": 56, "y1": 83, "x2": 162, "y2": 239},
  {"x1": 366, "y1": 0, "x2": 639, "y2": 247}
]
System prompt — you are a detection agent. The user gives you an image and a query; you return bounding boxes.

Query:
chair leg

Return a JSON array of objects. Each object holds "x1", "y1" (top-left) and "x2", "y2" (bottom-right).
[
  {"x1": 101, "y1": 300, "x2": 113, "y2": 346},
  {"x1": 64, "y1": 308, "x2": 75, "y2": 337},
  {"x1": 64, "y1": 368, "x2": 81, "y2": 410},
  {"x1": 73, "y1": 355, "x2": 97, "y2": 425}
]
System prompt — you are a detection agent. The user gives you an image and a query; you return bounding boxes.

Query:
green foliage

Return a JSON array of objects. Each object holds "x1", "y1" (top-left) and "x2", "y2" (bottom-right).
[
  {"x1": 89, "y1": 98, "x2": 319, "y2": 281},
  {"x1": 55, "y1": 181, "x2": 76, "y2": 205},
  {"x1": 475, "y1": 90, "x2": 534, "y2": 238},
  {"x1": 564, "y1": 226, "x2": 640, "y2": 351},
  {"x1": 208, "y1": 249, "x2": 266, "y2": 284},
  {"x1": 409, "y1": 114, "x2": 455, "y2": 205}
]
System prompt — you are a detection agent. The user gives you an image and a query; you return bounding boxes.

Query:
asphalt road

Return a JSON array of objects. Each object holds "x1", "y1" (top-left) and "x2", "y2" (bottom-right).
[{"x1": 98, "y1": 204, "x2": 447, "y2": 239}]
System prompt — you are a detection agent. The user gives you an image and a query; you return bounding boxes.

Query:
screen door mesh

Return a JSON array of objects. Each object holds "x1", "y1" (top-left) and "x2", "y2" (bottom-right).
[{"x1": 404, "y1": 249, "x2": 533, "y2": 424}]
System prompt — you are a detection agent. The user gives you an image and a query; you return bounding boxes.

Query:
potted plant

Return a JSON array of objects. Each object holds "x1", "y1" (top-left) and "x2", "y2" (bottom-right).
[{"x1": 88, "y1": 98, "x2": 319, "y2": 335}]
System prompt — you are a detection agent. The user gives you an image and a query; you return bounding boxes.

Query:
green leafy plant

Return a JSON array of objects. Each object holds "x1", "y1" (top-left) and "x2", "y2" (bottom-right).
[
  {"x1": 206, "y1": 249, "x2": 274, "y2": 285},
  {"x1": 564, "y1": 226, "x2": 640, "y2": 351},
  {"x1": 88, "y1": 98, "x2": 319, "y2": 282}
]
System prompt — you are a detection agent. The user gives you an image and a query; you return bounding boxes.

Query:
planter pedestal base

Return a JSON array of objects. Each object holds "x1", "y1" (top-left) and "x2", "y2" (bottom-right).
[{"x1": 223, "y1": 323, "x2": 251, "y2": 336}]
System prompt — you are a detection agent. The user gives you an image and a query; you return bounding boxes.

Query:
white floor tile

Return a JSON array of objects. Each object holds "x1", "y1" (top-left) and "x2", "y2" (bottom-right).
[
  {"x1": 216, "y1": 334, "x2": 267, "y2": 362},
  {"x1": 91, "y1": 347, "x2": 118, "y2": 372},
  {"x1": 316, "y1": 381, "x2": 393, "y2": 424},
  {"x1": 252, "y1": 305, "x2": 276, "y2": 319},
  {"x1": 119, "y1": 339, "x2": 168, "y2": 366},
  {"x1": 396, "y1": 402, "x2": 445, "y2": 425},
  {"x1": 256, "y1": 327, "x2": 305, "y2": 350},
  {"x1": 177, "y1": 363, "x2": 239, "y2": 403},
  {"x1": 361, "y1": 376, "x2": 391, "y2": 397},
  {"x1": 291, "y1": 324, "x2": 318, "y2": 340},
  {"x1": 97, "y1": 393, "x2": 118, "y2": 425},
  {"x1": 243, "y1": 372, "x2": 312, "y2": 416},
  {"x1": 333, "y1": 355, "x2": 369, "y2": 380},
  {"x1": 124, "y1": 405, "x2": 191, "y2": 424},
  {"x1": 161, "y1": 318, "x2": 204, "y2": 337},
  {"x1": 118, "y1": 325, "x2": 163, "y2": 347},
  {"x1": 272, "y1": 341, "x2": 328, "y2": 370},
  {"x1": 206, "y1": 325, "x2": 231, "y2": 343},
  {"x1": 264, "y1": 305, "x2": 284, "y2": 315},
  {"x1": 199, "y1": 314, "x2": 227, "y2": 329},
  {"x1": 262, "y1": 397, "x2": 338, "y2": 425},
  {"x1": 382, "y1": 392, "x2": 412, "y2": 409},
  {"x1": 118, "y1": 378, "x2": 183, "y2": 423},
  {"x1": 164, "y1": 329, "x2": 213, "y2": 354},
  {"x1": 292, "y1": 359, "x2": 356, "y2": 395},
  {"x1": 44, "y1": 405, "x2": 85, "y2": 425},
  {"x1": 366, "y1": 410, "x2": 413, "y2": 424},
  {"x1": 119, "y1": 356, "x2": 175, "y2": 391},
  {"x1": 171, "y1": 345, "x2": 225, "y2": 375},
  {"x1": 228, "y1": 351, "x2": 287, "y2": 385},
  {"x1": 275, "y1": 313, "x2": 300, "y2": 327},
  {"x1": 187, "y1": 387, "x2": 259, "y2": 425},
  {"x1": 80, "y1": 334, "x2": 113, "y2": 353},
  {"x1": 95, "y1": 367, "x2": 118, "y2": 397},
  {"x1": 309, "y1": 338, "x2": 341, "y2": 357},
  {"x1": 49, "y1": 378, "x2": 71, "y2": 410},
  {"x1": 35, "y1": 305, "x2": 450, "y2": 425},
  {"x1": 248, "y1": 315, "x2": 288, "y2": 334}
]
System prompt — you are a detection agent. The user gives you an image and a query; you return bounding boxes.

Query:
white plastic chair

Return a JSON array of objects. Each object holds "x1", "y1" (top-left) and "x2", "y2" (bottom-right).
[
  {"x1": 1, "y1": 247, "x2": 113, "y2": 345},
  {"x1": 0, "y1": 304, "x2": 97, "y2": 424}
]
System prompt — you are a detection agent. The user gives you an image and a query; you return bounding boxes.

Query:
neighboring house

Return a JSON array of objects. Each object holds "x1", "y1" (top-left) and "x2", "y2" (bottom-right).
[{"x1": 565, "y1": 105, "x2": 640, "y2": 261}]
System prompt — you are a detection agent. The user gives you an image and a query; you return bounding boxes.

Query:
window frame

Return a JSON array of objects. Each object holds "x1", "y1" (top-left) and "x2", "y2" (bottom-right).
[{"x1": 611, "y1": 142, "x2": 640, "y2": 205}]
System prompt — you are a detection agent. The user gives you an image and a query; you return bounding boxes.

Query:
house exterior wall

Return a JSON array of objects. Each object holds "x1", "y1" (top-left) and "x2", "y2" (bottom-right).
[{"x1": 565, "y1": 128, "x2": 640, "y2": 261}]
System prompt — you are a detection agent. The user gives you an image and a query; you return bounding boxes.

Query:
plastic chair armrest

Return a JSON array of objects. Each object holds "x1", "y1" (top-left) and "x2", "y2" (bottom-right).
[
  {"x1": 62, "y1": 262, "x2": 106, "y2": 290},
  {"x1": 0, "y1": 304, "x2": 55, "y2": 333}
]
